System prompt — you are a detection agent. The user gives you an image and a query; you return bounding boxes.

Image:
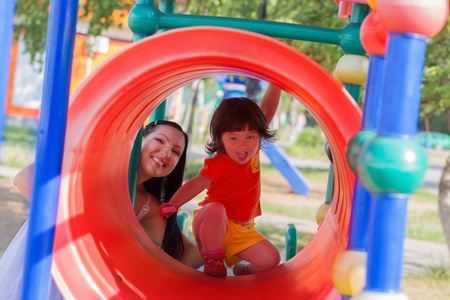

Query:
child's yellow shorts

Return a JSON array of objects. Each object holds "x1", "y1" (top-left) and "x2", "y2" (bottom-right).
[{"x1": 193, "y1": 209, "x2": 266, "y2": 267}]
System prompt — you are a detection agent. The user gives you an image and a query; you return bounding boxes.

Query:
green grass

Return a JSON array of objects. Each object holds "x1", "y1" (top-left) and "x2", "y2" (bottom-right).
[
  {"x1": 261, "y1": 202, "x2": 317, "y2": 221},
  {"x1": 296, "y1": 167, "x2": 330, "y2": 181},
  {"x1": 285, "y1": 126, "x2": 329, "y2": 161},
  {"x1": 260, "y1": 163, "x2": 330, "y2": 182},
  {"x1": 255, "y1": 224, "x2": 314, "y2": 257},
  {"x1": 426, "y1": 150, "x2": 449, "y2": 166},
  {"x1": 408, "y1": 189, "x2": 445, "y2": 243},
  {"x1": 3, "y1": 125, "x2": 37, "y2": 144},
  {"x1": 407, "y1": 210, "x2": 446, "y2": 243},
  {"x1": 0, "y1": 125, "x2": 37, "y2": 168},
  {"x1": 184, "y1": 157, "x2": 205, "y2": 180},
  {"x1": 411, "y1": 188, "x2": 438, "y2": 203},
  {"x1": 403, "y1": 266, "x2": 450, "y2": 299}
]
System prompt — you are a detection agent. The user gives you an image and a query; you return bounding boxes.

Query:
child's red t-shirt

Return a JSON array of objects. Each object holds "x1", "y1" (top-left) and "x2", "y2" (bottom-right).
[{"x1": 199, "y1": 152, "x2": 262, "y2": 222}]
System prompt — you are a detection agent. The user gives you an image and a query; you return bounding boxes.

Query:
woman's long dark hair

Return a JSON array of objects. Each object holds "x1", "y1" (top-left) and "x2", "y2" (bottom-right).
[{"x1": 142, "y1": 120, "x2": 188, "y2": 261}]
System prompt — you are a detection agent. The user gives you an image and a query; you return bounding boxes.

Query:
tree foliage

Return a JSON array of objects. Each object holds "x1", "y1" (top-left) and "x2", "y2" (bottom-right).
[
  {"x1": 14, "y1": 0, "x2": 50, "y2": 66},
  {"x1": 13, "y1": 0, "x2": 449, "y2": 122},
  {"x1": 182, "y1": 0, "x2": 347, "y2": 73},
  {"x1": 420, "y1": 18, "x2": 450, "y2": 132},
  {"x1": 14, "y1": 0, "x2": 133, "y2": 66}
]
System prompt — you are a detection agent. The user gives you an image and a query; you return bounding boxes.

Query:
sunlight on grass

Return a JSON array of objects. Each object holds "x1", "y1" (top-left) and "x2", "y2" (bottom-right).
[
  {"x1": 0, "y1": 142, "x2": 36, "y2": 168},
  {"x1": 1, "y1": 125, "x2": 37, "y2": 168},
  {"x1": 403, "y1": 265, "x2": 450, "y2": 300},
  {"x1": 184, "y1": 157, "x2": 204, "y2": 180},
  {"x1": 410, "y1": 189, "x2": 438, "y2": 204},
  {"x1": 426, "y1": 150, "x2": 449, "y2": 166},
  {"x1": 255, "y1": 224, "x2": 314, "y2": 258},
  {"x1": 261, "y1": 202, "x2": 317, "y2": 221},
  {"x1": 407, "y1": 210, "x2": 446, "y2": 243},
  {"x1": 261, "y1": 163, "x2": 330, "y2": 182}
]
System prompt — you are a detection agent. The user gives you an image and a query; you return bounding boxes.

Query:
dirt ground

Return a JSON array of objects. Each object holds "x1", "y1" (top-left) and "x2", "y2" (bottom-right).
[{"x1": 0, "y1": 177, "x2": 29, "y2": 252}]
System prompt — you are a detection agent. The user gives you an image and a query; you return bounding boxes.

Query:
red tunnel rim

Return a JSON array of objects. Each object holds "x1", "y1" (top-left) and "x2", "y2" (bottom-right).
[{"x1": 54, "y1": 26, "x2": 361, "y2": 299}]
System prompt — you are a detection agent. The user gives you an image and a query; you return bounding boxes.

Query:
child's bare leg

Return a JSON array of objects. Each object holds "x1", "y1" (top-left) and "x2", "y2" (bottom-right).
[
  {"x1": 234, "y1": 240, "x2": 280, "y2": 275},
  {"x1": 194, "y1": 202, "x2": 227, "y2": 251},
  {"x1": 194, "y1": 202, "x2": 228, "y2": 277}
]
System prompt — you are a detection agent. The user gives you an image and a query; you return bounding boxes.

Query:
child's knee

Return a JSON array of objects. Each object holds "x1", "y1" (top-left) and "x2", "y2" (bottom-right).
[
  {"x1": 202, "y1": 202, "x2": 227, "y2": 218},
  {"x1": 253, "y1": 247, "x2": 280, "y2": 270},
  {"x1": 195, "y1": 203, "x2": 227, "y2": 229},
  {"x1": 264, "y1": 250, "x2": 281, "y2": 269},
  {"x1": 267, "y1": 245, "x2": 281, "y2": 267},
  {"x1": 271, "y1": 251, "x2": 281, "y2": 267}
]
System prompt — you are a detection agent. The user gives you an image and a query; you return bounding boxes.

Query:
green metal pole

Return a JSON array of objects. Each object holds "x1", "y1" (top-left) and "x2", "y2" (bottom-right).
[
  {"x1": 349, "y1": 3, "x2": 370, "y2": 24},
  {"x1": 128, "y1": 0, "x2": 156, "y2": 206},
  {"x1": 148, "y1": 0, "x2": 176, "y2": 122},
  {"x1": 323, "y1": 3, "x2": 369, "y2": 206},
  {"x1": 128, "y1": 128, "x2": 142, "y2": 206},
  {"x1": 345, "y1": 84, "x2": 362, "y2": 103},
  {"x1": 132, "y1": 0, "x2": 154, "y2": 42},
  {"x1": 342, "y1": 2, "x2": 370, "y2": 104},
  {"x1": 285, "y1": 223, "x2": 297, "y2": 261},
  {"x1": 128, "y1": 5, "x2": 365, "y2": 55}
]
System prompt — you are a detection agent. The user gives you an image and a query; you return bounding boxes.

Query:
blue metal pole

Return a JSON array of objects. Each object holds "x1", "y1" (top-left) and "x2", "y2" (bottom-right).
[
  {"x1": 361, "y1": 55, "x2": 385, "y2": 132},
  {"x1": 0, "y1": 0, "x2": 16, "y2": 162},
  {"x1": 346, "y1": 180, "x2": 371, "y2": 251},
  {"x1": 22, "y1": 0, "x2": 79, "y2": 298},
  {"x1": 336, "y1": 51, "x2": 386, "y2": 297},
  {"x1": 347, "y1": 54, "x2": 385, "y2": 252},
  {"x1": 358, "y1": 32, "x2": 428, "y2": 296},
  {"x1": 378, "y1": 33, "x2": 427, "y2": 138},
  {"x1": 365, "y1": 193, "x2": 408, "y2": 291}
]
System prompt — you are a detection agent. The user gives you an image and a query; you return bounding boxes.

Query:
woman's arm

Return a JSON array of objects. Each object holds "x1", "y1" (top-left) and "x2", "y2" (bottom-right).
[
  {"x1": 13, "y1": 163, "x2": 35, "y2": 202},
  {"x1": 179, "y1": 234, "x2": 204, "y2": 269},
  {"x1": 259, "y1": 83, "x2": 281, "y2": 126}
]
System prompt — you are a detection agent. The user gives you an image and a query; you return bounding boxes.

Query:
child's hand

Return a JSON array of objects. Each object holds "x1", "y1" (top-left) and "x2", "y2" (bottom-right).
[{"x1": 158, "y1": 203, "x2": 177, "y2": 218}]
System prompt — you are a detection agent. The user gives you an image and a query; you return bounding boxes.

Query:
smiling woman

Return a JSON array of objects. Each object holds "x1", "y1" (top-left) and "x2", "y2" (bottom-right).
[
  {"x1": 52, "y1": 26, "x2": 360, "y2": 299},
  {"x1": 133, "y1": 120, "x2": 203, "y2": 266},
  {"x1": 0, "y1": 119, "x2": 204, "y2": 299}
]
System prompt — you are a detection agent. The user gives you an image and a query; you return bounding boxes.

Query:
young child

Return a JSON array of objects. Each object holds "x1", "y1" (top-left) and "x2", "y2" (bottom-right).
[{"x1": 159, "y1": 84, "x2": 281, "y2": 278}]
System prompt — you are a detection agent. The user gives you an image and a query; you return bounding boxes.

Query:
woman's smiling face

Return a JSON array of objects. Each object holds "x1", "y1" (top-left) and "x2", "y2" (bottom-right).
[
  {"x1": 221, "y1": 125, "x2": 260, "y2": 165},
  {"x1": 140, "y1": 124, "x2": 186, "y2": 179}
]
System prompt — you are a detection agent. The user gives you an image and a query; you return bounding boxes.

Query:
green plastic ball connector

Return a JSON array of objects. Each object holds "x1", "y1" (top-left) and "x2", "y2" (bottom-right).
[
  {"x1": 129, "y1": 4, "x2": 161, "y2": 36},
  {"x1": 358, "y1": 136, "x2": 427, "y2": 194},
  {"x1": 346, "y1": 131, "x2": 377, "y2": 174},
  {"x1": 339, "y1": 23, "x2": 366, "y2": 55}
]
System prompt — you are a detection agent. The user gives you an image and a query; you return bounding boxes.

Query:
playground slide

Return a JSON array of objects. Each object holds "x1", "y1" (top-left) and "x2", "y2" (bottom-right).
[
  {"x1": 262, "y1": 142, "x2": 311, "y2": 195},
  {"x1": 53, "y1": 27, "x2": 361, "y2": 299}
]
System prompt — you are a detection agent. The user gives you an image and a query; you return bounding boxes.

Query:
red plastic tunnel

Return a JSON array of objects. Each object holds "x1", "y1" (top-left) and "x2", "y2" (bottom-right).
[{"x1": 53, "y1": 27, "x2": 361, "y2": 299}]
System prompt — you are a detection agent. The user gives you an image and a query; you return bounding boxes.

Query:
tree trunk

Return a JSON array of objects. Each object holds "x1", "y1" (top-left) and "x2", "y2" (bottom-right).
[
  {"x1": 439, "y1": 155, "x2": 450, "y2": 254},
  {"x1": 444, "y1": 110, "x2": 450, "y2": 129},
  {"x1": 439, "y1": 109, "x2": 450, "y2": 253},
  {"x1": 424, "y1": 116, "x2": 430, "y2": 132}
]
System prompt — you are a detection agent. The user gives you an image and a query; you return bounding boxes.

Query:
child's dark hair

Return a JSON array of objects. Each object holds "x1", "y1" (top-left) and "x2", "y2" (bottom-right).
[
  {"x1": 142, "y1": 120, "x2": 188, "y2": 261},
  {"x1": 206, "y1": 97, "x2": 276, "y2": 154}
]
